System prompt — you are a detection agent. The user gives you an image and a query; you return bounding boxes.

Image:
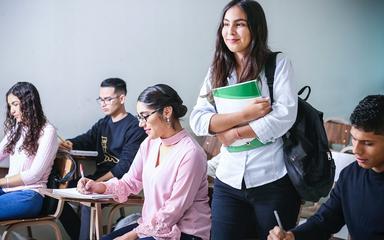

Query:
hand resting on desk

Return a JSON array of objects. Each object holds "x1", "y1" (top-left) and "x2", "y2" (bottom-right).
[{"x1": 77, "y1": 177, "x2": 106, "y2": 195}]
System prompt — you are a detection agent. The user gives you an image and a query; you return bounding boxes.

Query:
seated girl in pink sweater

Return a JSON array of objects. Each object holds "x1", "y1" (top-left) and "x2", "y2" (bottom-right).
[{"x1": 77, "y1": 84, "x2": 211, "y2": 240}]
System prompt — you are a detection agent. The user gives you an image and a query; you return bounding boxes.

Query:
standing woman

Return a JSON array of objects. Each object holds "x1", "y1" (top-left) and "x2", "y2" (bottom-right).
[
  {"x1": 0, "y1": 82, "x2": 59, "y2": 220},
  {"x1": 78, "y1": 84, "x2": 211, "y2": 240},
  {"x1": 190, "y1": 0, "x2": 301, "y2": 239}
]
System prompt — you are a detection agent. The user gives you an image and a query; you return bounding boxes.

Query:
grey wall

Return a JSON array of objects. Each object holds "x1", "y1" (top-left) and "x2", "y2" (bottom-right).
[{"x1": 0, "y1": 0, "x2": 383, "y2": 140}]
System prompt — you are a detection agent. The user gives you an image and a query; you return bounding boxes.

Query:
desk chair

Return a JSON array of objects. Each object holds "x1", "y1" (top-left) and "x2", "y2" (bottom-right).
[
  {"x1": 105, "y1": 195, "x2": 144, "y2": 234},
  {"x1": 324, "y1": 118, "x2": 352, "y2": 151},
  {"x1": 0, "y1": 152, "x2": 76, "y2": 240}
]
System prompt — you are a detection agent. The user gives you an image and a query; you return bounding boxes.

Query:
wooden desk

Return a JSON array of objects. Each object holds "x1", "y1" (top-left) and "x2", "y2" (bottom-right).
[{"x1": 40, "y1": 189, "x2": 143, "y2": 240}]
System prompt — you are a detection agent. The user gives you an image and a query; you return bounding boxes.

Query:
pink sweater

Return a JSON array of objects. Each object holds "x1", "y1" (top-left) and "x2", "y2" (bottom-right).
[
  {"x1": 104, "y1": 129, "x2": 211, "y2": 240},
  {"x1": 0, "y1": 123, "x2": 59, "y2": 192}
]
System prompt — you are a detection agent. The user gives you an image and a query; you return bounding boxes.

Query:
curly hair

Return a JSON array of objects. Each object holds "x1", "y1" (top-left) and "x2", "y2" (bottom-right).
[
  {"x1": 4, "y1": 82, "x2": 47, "y2": 156},
  {"x1": 350, "y1": 95, "x2": 384, "y2": 135},
  {"x1": 210, "y1": 0, "x2": 270, "y2": 89}
]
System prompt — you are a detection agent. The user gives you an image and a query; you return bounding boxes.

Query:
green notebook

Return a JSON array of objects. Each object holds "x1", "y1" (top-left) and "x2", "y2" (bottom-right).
[{"x1": 213, "y1": 80, "x2": 268, "y2": 152}]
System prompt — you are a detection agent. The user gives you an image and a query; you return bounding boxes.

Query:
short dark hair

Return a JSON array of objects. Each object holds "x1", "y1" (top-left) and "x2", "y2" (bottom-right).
[
  {"x1": 137, "y1": 84, "x2": 187, "y2": 119},
  {"x1": 350, "y1": 95, "x2": 384, "y2": 135},
  {"x1": 100, "y1": 78, "x2": 127, "y2": 95}
]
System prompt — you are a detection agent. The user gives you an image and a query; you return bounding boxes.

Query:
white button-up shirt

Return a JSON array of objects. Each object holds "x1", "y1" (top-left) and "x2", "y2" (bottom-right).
[{"x1": 190, "y1": 53, "x2": 298, "y2": 189}]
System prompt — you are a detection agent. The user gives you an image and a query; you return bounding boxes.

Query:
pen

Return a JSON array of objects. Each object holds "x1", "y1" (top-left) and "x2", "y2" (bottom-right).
[
  {"x1": 80, "y1": 163, "x2": 85, "y2": 178},
  {"x1": 273, "y1": 210, "x2": 284, "y2": 230}
]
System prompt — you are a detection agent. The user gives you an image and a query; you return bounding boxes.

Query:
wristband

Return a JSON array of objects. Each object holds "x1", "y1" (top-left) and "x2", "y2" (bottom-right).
[{"x1": 5, "y1": 177, "x2": 9, "y2": 188}]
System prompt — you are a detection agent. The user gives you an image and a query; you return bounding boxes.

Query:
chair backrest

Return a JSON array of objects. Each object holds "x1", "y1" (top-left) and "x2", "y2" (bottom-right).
[
  {"x1": 324, "y1": 118, "x2": 352, "y2": 151},
  {"x1": 0, "y1": 152, "x2": 73, "y2": 239},
  {"x1": 43, "y1": 151, "x2": 76, "y2": 214},
  {"x1": 332, "y1": 151, "x2": 355, "y2": 182},
  {"x1": 201, "y1": 136, "x2": 222, "y2": 160},
  {"x1": 51, "y1": 151, "x2": 76, "y2": 189}
]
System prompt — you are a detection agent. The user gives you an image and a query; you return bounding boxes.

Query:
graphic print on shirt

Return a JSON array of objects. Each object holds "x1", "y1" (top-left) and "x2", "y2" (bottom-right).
[{"x1": 97, "y1": 136, "x2": 119, "y2": 165}]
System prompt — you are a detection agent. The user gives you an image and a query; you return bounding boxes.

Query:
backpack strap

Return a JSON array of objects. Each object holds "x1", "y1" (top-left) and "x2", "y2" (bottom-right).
[
  {"x1": 298, "y1": 86, "x2": 311, "y2": 101},
  {"x1": 266, "y1": 52, "x2": 312, "y2": 103},
  {"x1": 265, "y1": 52, "x2": 281, "y2": 103}
]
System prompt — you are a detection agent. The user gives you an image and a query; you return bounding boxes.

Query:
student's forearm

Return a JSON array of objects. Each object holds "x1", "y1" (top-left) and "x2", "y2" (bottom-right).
[
  {"x1": 236, "y1": 124, "x2": 257, "y2": 139},
  {"x1": 209, "y1": 112, "x2": 248, "y2": 133},
  {"x1": 0, "y1": 174, "x2": 24, "y2": 188},
  {"x1": 95, "y1": 171, "x2": 113, "y2": 182}
]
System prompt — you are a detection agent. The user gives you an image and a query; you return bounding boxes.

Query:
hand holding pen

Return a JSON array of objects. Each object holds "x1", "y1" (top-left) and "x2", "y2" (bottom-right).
[
  {"x1": 267, "y1": 211, "x2": 295, "y2": 240},
  {"x1": 76, "y1": 164, "x2": 107, "y2": 194}
]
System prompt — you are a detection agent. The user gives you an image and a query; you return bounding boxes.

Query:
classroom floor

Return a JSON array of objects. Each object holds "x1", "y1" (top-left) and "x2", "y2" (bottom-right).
[
  {"x1": 0, "y1": 205, "x2": 142, "y2": 240},
  {"x1": 0, "y1": 211, "x2": 349, "y2": 240}
]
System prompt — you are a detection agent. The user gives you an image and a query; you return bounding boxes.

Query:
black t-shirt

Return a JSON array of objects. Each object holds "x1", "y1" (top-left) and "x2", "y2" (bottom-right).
[
  {"x1": 293, "y1": 162, "x2": 384, "y2": 240},
  {"x1": 69, "y1": 113, "x2": 147, "y2": 179}
]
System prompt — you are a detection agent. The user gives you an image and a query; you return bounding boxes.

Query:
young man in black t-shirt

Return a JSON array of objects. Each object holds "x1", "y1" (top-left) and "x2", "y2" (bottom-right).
[
  {"x1": 268, "y1": 95, "x2": 384, "y2": 240},
  {"x1": 59, "y1": 78, "x2": 147, "y2": 240}
]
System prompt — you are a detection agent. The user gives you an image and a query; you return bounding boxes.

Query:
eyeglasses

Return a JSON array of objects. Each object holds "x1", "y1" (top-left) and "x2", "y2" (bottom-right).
[
  {"x1": 136, "y1": 109, "x2": 159, "y2": 123},
  {"x1": 96, "y1": 96, "x2": 119, "y2": 105}
]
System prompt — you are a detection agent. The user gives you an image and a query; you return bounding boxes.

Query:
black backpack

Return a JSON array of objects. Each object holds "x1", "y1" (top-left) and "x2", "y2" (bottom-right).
[
  {"x1": 41, "y1": 153, "x2": 77, "y2": 215},
  {"x1": 265, "y1": 52, "x2": 335, "y2": 202}
]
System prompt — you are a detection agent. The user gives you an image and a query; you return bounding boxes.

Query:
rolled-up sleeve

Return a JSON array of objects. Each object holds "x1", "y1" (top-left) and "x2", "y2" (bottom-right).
[
  {"x1": 189, "y1": 71, "x2": 217, "y2": 136},
  {"x1": 20, "y1": 124, "x2": 59, "y2": 184},
  {"x1": 249, "y1": 54, "x2": 298, "y2": 143}
]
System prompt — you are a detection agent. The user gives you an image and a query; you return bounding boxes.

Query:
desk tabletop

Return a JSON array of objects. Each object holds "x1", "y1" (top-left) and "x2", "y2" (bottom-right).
[{"x1": 39, "y1": 188, "x2": 144, "y2": 204}]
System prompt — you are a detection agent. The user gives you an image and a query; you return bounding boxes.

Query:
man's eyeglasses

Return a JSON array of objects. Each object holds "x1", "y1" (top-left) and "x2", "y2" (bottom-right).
[
  {"x1": 96, "y1": 96, "x2": 119, "y2": 105},
  {"x1": 136, "y1": 109, "x2": 159, "y2": 123}
]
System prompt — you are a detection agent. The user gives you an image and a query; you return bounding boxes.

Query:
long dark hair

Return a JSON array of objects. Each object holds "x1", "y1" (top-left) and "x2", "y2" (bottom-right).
[
  {"x1": 4, "y1": 82, "x2": 47, "y2": 156},
  {"x1": 137, "y1": 84, "x2": 187, "y2": 128},
  {"x1": 211, "y1": 0, "x2": 270, "y2": 89}
]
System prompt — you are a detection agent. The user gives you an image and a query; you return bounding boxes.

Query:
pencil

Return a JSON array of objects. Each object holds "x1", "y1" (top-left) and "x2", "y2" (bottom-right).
[
  {"x1": 57, "y1": 134, "x2": 66, "y2": 143},
  {"x1": 273, "y1": 210, "x2": 284, "y2": 230}
]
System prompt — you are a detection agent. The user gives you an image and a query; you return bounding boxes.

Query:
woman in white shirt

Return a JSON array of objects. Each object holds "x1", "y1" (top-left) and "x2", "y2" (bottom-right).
[
  {"x1": 0, "y1": 82, "x2": 58, "y2": 220},
  {"x1": 189, "y1": 1, "x2": 301, "y2": 239}
]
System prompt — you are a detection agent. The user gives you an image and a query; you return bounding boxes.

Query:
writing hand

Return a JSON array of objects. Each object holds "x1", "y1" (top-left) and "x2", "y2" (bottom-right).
[
  {"x1": 77, "y1": 178, "x2": 93, "y2": 194},
  {"x1": 59, "y1": 140, "x2": 73, "y2": 151},
  {"x1": 268, "y1": 226, "x2": 295, "y2": 240}
]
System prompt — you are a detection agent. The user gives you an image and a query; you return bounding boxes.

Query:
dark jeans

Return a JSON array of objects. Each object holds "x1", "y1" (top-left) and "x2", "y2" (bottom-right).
[
  {"x1": 102, "y1": 223, "x2": 202, "y2": 240},
  {"x1": 59, "y1": 202, "x2": 81, "y2": 239},
  {"x1": 79, "y1": 205, "x2": 91, "y2": 240},
  {"x1": 211, "y1": 175, "x2": 301, "y2": 240}
]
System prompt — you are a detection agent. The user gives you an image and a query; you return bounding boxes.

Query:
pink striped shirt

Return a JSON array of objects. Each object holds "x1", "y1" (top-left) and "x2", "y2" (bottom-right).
[
  {"x1": 0, "y1": 123, "x2": 59, "y2": 192},
  {"x1": 104, "y1": 129, "x2": 211, "y2": 240}
]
